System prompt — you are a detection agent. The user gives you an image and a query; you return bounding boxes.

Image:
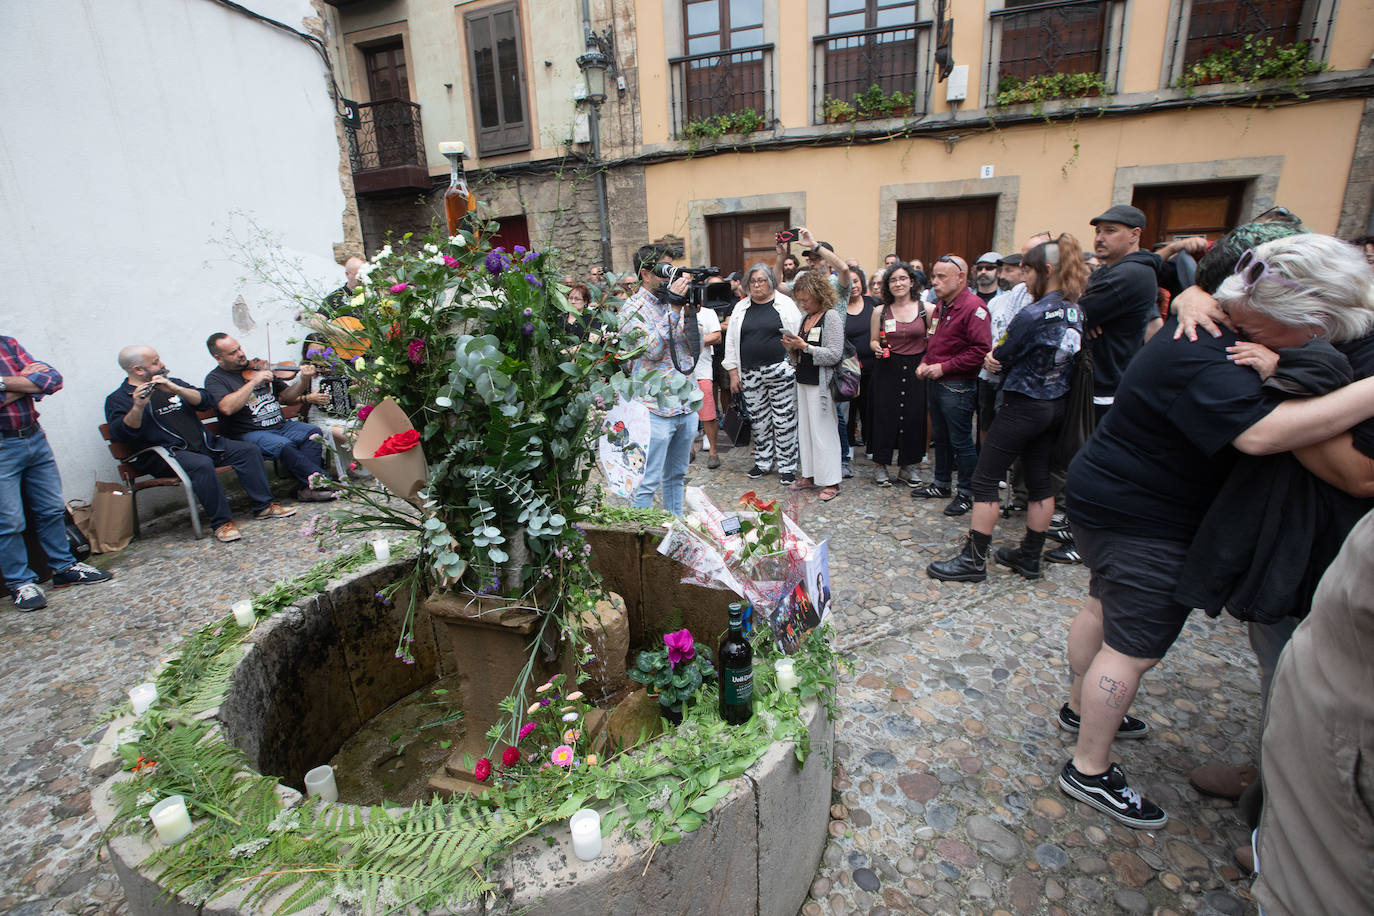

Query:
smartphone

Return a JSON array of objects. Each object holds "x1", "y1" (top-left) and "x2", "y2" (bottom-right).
[{"x1": 775, "y1": 228, "x2": 803, "y2": 245}]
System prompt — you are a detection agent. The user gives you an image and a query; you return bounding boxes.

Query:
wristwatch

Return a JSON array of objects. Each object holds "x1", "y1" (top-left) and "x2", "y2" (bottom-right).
[{"x1": 0, "y1": 378, "x2": 7, "y2": 393}]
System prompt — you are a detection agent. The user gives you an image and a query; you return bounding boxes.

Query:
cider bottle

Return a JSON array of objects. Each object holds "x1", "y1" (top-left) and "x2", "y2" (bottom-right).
[
  {"x1": 439, "y1": 141, "x2": 475, "y2": 238},
  {"x1": 719, "y1": 603, "x2": 754, "y2": 726}
]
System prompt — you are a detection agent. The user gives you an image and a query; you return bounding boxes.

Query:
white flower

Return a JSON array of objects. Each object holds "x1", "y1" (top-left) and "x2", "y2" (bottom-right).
[
  {"x1": 372, "y1": 244, "x2": 393, "y2": 262},
  {"x1": 448, "y1": 234, "x2": 467, "y2": 247},
  {"x1": 561, "y1": 712, "x2": 579, "y2": 722},
  {"x1": 430, "y1": 254, "x2": 448, "y2": 266},
  {"x1": 422, "y1": 243, "x2": 439, "y2": 255}
]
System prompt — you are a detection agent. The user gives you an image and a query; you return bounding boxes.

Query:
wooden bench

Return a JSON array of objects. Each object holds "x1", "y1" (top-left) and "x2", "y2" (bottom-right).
[{"x1": 99, "y1": 403, "x2": 307, "y2": 539}]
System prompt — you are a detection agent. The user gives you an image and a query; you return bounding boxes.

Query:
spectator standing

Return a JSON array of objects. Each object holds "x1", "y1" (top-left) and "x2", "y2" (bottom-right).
[
  {"x1": 691, "y1": 299, "x2": 723, "y2": 469},
  {"x1": 972, "y1": 252, "x2": 1002, "y2": 303},
  {"x1": 868, "y1": 268, "x2": 886, "y2": 299},
  {"x1": 106, "y1": 346, "x2": 296, "y2": 545},
  {"x1": 782, "y1": 270, "x2": 845, "y2": 501},
  {"x1": 927, "y1": 235, "x2": 1087, "y2": 582},
  {"x1": 620, "y1": 244, "x2": 700, "y2": 514},
  {"x1": 841, "y1": 266, "x2": 877, "y2": 478},
  {"x1": 780, "y1": 254, "x2": 800, "y2": 282},
  {"x1": 866, "y1": 261, "x2": 929, "y2": 487},
  {"x1": 1, "y1": 337, "x2": 113, "y2": 610},
  {"x1": 723, "y1": 265, "x2": 802, "y2": 484},
  {"x1": 912, "y1": 255, "x2": 992, "y2": 516}
]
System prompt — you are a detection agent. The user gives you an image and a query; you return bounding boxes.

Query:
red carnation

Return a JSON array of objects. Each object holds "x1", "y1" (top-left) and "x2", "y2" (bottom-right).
[
  {"x1": 474, "y1": 757, "x2": 492, "y2": 782},
  {"x1": 501, "y1": 746, "x2": 520, "y2": 767},
  {"x1": 373, "y1": 429, "x2": 421, "y2": 457}
]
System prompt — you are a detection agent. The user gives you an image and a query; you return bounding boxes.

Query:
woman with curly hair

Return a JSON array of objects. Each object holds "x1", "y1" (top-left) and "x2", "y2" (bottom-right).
[{"x1": 781, "y1": 270, "x2": 846, "y2": 501}]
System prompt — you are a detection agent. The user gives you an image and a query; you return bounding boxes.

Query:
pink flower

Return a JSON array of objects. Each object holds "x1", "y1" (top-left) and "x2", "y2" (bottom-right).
[
  {"x1": 407, "y1": 339, "x2": 426, "y2": 364},
  {"x1": 501, "y1": 746, "x2": 520, "y2": 767},
  {"x1": 357, "y1": 404, "x2": 374, "y2": 421},
  {"x1": 551, "y1": 744, "x2": 574, "y2": 767},
  {"x1": 518, "y1": 722, "x2": 536, "y2": 741},
  {"x1": 474, "y1": 757, "x2": 491, "y2": 782},
  {"x1": 663, "y1": 629, "x2": 695, "y2": 667},
  {"x1": 441, "y1": 255, "x2": 459, "y2": 268},
  {"x1": 390, "y1": 282, "x2": 409, "y2": 293}
]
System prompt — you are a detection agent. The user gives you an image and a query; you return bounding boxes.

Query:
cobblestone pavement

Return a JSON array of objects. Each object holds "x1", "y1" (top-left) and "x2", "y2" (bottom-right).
[{"x1": 0, "y1": 439, "x2": 1262, "y2": 915}]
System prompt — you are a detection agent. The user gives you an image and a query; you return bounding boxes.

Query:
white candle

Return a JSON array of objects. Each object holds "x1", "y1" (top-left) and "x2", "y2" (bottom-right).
[
  {"x1": 304, "y1": 764, "x2": 338, "y2": 803},
  {"x1": 774, "y1": 658, "x2": 800, "y2": 693},
  {"x1": 149, "y1": 795, "x2": 193, "y2": 844},
  {"x1": 129, "y1": 683, "x2": 158, "y2": 715},
  {"x1": 372, "y1": 538, "x2": 391, "y2": 562},
  {"x1": 569, "y1": 808, "x2": 602, "y2": 861},
  {"x1": 232, "y1": 601, "x2": 254, "y2": 627}
]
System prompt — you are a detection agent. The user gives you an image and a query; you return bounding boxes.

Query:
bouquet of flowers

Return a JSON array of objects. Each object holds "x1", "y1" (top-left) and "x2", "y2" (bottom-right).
[{"x1": 656, "y1": 487, "x2": 818, "y2": 608}]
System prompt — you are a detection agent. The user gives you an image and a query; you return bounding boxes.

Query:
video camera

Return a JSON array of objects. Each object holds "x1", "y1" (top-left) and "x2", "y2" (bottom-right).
[
  {"x1": 649, "y1": 262, "x2": 732, "y2": 314},
  {"x1": 649, "y1": 262, "x2": 721, "y2": 285}
]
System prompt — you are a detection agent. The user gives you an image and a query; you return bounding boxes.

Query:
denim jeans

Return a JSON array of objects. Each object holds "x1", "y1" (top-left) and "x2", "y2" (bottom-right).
[
  {"x1": 929, "y1": 378, "x2": 978, "y2": 497},
  {"x1": 240, "y1": 419, "x2": 326, "y2": 489},
  {"x1": 836, "y1": 402, "x2": 851, "y2": 461},
  {"x1": 0, "y1": 429, "x2": 77, "y2": 590},
  {"x1": 633, "y1": 411, "x2": 696, "y2": 515}
]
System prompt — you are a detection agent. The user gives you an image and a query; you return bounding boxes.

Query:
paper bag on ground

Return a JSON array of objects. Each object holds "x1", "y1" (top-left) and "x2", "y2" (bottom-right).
[
  {"x1": 89, "y1": 481, "x2": 133, "y2": 553},
  {"x1": 354, "y1": 397, "x2": 429, "y2": 501}
]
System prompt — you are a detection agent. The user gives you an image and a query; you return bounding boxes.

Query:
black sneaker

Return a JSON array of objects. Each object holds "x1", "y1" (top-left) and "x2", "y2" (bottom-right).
[
  {"x1": 11, "y1": 583, "x2": 46, "y2": 612},
  {"x1": 51, "y1": 562, "x2": 113, "y2": 588},
  {"x1": 1048, "y1": 513, "x2": 1073, "y2": 544},
  {"x1": 943, "y1": 494, "x2": 973, "y2": 516},
  {"x1": 1058, "y1": 761, "x2": 1167, "y2": 829},
  {"x1": 911, "y1": 482, "x2": 952, "y2": 499},
  {"x1": 778, "y1": 472, "x2": 796, "y2": 485},
  {"x1": 1056, "y1": 703, "x2": 1149, "y2": 739},
  {"x1": 1045, "y1": 543, "x2": 1081, "y2": 564},
  {"x1": 747, "y1": 466, "x2": 768, "y2": 479}
]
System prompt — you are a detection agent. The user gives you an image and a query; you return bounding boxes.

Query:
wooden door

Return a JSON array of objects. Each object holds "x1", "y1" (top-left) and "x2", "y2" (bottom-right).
[
  {"x1": 364, "y1": 43, "x2": 412, "y2": 167},
  {"x1": 706, "y1": 210, "x2": 789, "y2": 278},
  {"x1": 1132, "y1": 182, "x2": 1245, "y2": 249},
  {"x1": 896, "y1": 197, "x2": 997, "y2": 270}
]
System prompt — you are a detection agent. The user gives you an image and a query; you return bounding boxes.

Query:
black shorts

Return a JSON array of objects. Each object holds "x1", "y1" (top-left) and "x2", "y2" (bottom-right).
[{"x1": 1073, "y1": 523, "x2": 1193, "y2": 660}]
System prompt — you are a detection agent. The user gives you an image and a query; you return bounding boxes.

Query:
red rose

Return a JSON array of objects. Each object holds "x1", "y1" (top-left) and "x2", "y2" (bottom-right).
[
  {"x1": 501, "y1": 746, "x2": 520, "y2": 767},
  {"x1": 474, "y1": 757, "x2": 492, "y2": 782},
  {"x1": 357, "y1": 404, "x2": 374, "y2": 421},
  {"x1": 373, "y1": 429, "x2": 421, "y2": 457}
]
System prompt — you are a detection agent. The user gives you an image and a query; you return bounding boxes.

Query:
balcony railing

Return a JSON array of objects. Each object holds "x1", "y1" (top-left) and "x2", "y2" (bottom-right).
[
  {"x1": 1171, "y1": 0, "x2": 1333, "y2": 70},
  {"x1": 812, "y1": 22, "x2": 933, "y2": 124},
  {"x1": 668, "y1": 45, "x2": 774, "y2": 139},
  {"x1": 346, "y1": 99, "x2": 430, "y2": 195},
  {"x1": 985, "y1": 0, "x2": 1125, "y2": 104}
]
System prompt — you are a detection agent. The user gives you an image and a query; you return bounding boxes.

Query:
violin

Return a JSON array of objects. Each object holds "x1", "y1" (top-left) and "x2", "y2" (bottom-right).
[{"x1": 242, "y1": 358, "x2": 303, "y2": 381}]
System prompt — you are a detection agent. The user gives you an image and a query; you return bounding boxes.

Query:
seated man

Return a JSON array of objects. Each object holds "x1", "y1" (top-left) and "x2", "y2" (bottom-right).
[
  {"x1": 105, "y1": 346, "x2": 297, "y2": 543},
  {"x1": 203, "y1": 333, "x2": 338, "y2": 502}
]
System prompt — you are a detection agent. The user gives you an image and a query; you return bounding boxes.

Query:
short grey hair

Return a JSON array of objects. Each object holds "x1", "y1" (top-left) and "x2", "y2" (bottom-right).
[
  {"x1": 1215, "y1": 234, "x2": 1374, "y2": 344},
  {"x1": 117, "y1": 345, "x2": 152, "y2": 372},
  {"x1": 745, "y1": 263, "x2": 776, "y2": 290}
]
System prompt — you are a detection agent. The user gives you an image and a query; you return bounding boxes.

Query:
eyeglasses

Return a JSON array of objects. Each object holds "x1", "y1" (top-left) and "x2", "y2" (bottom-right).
[
  {"x1": 748, "y1": 277, "x2": 771, "y2": 286},
  {"x1": 974, "y1": 264, "x2": 998, "y2": 270},
  {"x1": 936, "y1": 255, "x2": 966, "y2": 271},
  {"x1": 1234, "y1": 248, "x2": 1311, "y2": 294},
  {"x1": 1254, "y1": 205, "x2": 1301, "y2": 225}
]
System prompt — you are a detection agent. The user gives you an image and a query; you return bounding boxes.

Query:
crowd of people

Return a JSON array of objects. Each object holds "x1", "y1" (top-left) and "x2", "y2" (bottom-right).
[{"x1": 5, "y1": 209, "x2": 1374, "y2": 914}]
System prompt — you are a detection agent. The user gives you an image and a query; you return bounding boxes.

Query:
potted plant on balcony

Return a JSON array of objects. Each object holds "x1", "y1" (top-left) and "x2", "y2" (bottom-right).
[
  {"x1": 1174, "y1": 35, "x2": 1326, "y2": 96},
  {"x1": 822, "y1": 83, "x2": 915, "y2": 123}
]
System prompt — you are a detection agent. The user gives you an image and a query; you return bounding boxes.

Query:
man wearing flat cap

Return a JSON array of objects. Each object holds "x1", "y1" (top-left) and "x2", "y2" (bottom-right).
[{"x1": 1044, "y1": 204, "x2": 1161, "y2": 565}]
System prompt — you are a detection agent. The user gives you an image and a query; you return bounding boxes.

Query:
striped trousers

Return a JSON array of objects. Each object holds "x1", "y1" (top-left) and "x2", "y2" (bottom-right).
[{"x1": 741, "y1": 360, "x2": 799, "y2": 475}]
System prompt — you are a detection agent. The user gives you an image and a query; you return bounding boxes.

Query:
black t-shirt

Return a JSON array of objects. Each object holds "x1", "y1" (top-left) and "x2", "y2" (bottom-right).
[
  {"x1": 975, "y1": 289, "x2": 997, "y2": 304},
  {"x1": 149, "y1": 384, "x2": 208, "y2": 452},
  {"x1": 739, "y1": 301, "x2": 786, "y2": 370},
  {"x1": 1078, "y1": 250, "x2": 1161, "y2": 401},
  {"x1": 845, "y1": 298, "x2": 876, "y2": 367},
  {"x1": 323, "y1": 284, "x2": 361, "y2": 319},
  {"x1": 1066, "y1": 317, "x2": 1275, "y2": 541},
  {"x1": 205, "y1": 366, "x2": 287, "y2": 436},
  {"x1": 1338, "y1": 332, "x2": 1374, "y2": 458}
]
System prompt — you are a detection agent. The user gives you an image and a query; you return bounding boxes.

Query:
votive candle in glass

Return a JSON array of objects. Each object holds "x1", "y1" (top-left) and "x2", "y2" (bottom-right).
[
  {"x1": 232, "y1": 601, "x2": 254, "y2": 627},
  {"x1": 774, "y1": 658, "x2": 800, "y2": 693},
  {"x1": 569, "y1": 808, "x2": 602, "y2": 861},
  {"x1": 372, "y1": 538, "x2": 391, "y2": 562},
  {"x1": 149, "y1": 795, "x2": 193, "y2": 844},
  {"x1": 129, "y1": 682, "x2": 158, "y2": 715},
  {"x1": 304, "y1": 764, "x2": 338, "y2": 803}
]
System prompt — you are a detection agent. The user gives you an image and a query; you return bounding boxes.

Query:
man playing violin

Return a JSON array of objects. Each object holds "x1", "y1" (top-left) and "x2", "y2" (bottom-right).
[
  {"x1": 105, "y1": 346, "x2": 297, "y2": 543},
  {"x1": 204, "y1": 333, "x2": 339, "y2": 502}
]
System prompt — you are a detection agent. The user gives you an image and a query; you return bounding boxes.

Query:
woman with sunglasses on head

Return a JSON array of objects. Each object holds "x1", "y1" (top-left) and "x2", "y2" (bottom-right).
[
  {"x1": 865, "y1": 261, "x2": 931, "y2": 487},
  {"x1": 928, "y1": 233, "x2": 1087, "y2": 585},
  {"x1": 1051, "y1": 231, "x2": 1374, "y2": 834}
]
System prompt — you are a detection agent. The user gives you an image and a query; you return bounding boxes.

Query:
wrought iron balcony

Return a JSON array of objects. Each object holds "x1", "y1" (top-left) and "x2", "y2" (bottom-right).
[
  {"x1": 346, "y1": 100, "x2": 430, "y2": 196},
  {"x1": 1173, "y1": 0, "x2": 1331, "y2": 70},
  {"x1": 812, "y1": 22, "x2": 933, "y2": 124},
  {"x1": 668, "y1": 44, "x2": 774, "y2": 139},
  {"x1": 985, "y1": 0, "x2": 1126, "y2": 105}
]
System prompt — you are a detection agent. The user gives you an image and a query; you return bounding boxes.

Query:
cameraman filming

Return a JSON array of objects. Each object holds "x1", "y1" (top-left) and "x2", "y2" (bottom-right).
[{"x1": 620, "y1": 243, "x2": 702, "y2": 515}]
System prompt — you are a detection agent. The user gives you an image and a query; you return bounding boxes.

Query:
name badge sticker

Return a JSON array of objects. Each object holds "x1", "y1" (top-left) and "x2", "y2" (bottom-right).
[
  {"x1": 807, "y1": 327, "x2": 822, "y2": 342},
  {"x1": 884, "y1": 319, "x2": 898, "y2": 333}
]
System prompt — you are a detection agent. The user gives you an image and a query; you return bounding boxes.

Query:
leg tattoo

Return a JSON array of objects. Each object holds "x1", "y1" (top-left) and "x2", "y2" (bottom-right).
[{"x1": 1097, "y1": 675, "x2": 1129, "y2": 709}]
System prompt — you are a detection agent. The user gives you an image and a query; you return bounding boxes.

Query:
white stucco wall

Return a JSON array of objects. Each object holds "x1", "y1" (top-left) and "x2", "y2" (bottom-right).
[{"x1": 0, "y1": 0, "x2": 348, "y2": 504}]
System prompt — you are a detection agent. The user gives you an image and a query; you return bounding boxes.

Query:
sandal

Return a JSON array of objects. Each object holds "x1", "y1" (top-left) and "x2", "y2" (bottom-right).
[
  {"x1": 789, "y1": 477, "x2": 816, "y2": 491},
  {"x1": 818, "y1": 486, "x2": 840, "y2": 501}
]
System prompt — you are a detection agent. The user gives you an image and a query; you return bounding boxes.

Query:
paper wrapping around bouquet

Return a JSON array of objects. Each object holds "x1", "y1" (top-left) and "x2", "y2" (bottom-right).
[{"x1": 355, "y1": 397, "x2": 429, "y2": 502}]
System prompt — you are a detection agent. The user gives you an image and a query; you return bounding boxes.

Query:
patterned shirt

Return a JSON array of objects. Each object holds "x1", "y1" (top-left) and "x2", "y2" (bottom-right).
[
  {"x1": 618, "y1": 285, "x2": 700, "y2": 417},
  {"x1": 0, "y1": 336, "x2": 63, "y2": 430}
]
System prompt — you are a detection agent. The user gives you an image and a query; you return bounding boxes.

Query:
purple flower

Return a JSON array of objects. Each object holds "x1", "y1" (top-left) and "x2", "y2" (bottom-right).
[
  {"x1": 390, "y1": 282, "x2": 409, "y2": 293},
  {"x1": 663, "y1": 629, "x2": 695, "y2": 667},
  {"x1": 524, "y1": 273, "x2": 543, "y2": 288},
  {"x1": 522, "y1": 322, "x2": 535, "y2": 335},
  {"x1": 522, "y1": 250, "x2": 539, "y2": 263},
  {"x1": 518, "y1": 722, "x2": 537, "y2": 741},
  {"x1": 522, "y1": 307, "x2": 533, "y2": 317},
  {"x1": 513, "y1": 245, "x2": 526, "y2": 256},
  {"x1": 485, "y1": 251, "x2": 510, "y2": 275}
]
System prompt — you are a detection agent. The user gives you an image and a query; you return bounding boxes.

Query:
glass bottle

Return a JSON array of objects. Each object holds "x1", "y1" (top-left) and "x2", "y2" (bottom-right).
[
  {"x1": 719, "y1": 603, "x2": 754, "y2": 725},
  {"x1": 878, "y1": 325, "x2": 891, "y2": 359},
  {"x1": 440, "y1": 142, "x2": 475, "y2": 238}
]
